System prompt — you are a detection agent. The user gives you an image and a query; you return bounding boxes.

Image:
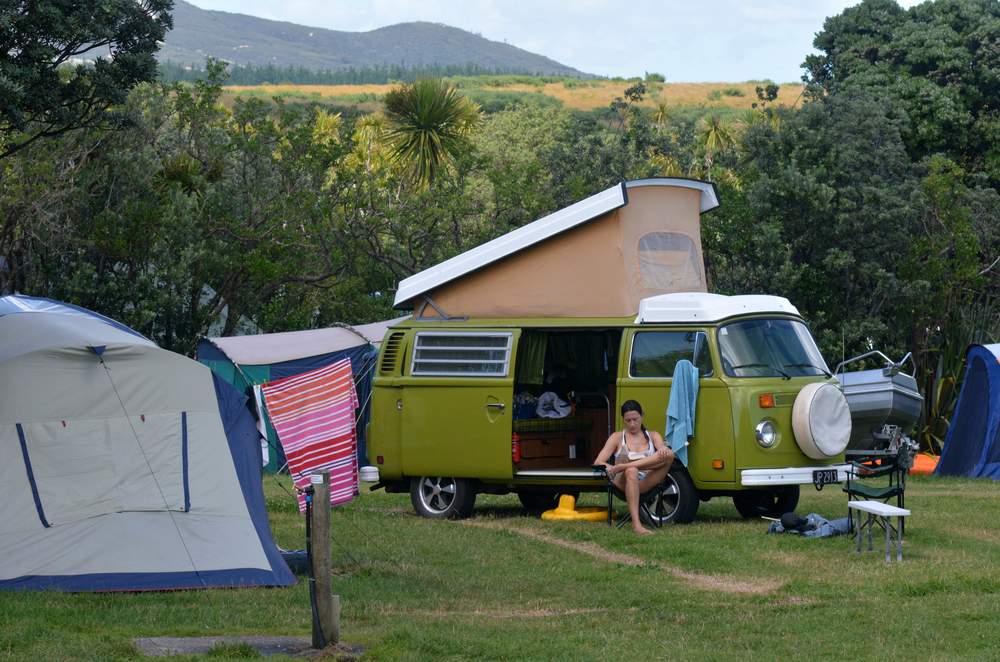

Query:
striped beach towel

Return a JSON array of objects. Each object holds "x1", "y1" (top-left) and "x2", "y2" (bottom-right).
[{"x1": 260, "y1": 358, "x2": 359, "y2": 511}]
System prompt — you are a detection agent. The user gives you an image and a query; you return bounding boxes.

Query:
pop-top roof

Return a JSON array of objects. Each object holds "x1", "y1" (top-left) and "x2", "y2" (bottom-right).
[
  {"x1": 393, "y1": 178, "x2": 720, "y2": 309},
  {"x1": 635, "y1": 292, "x2": 800, "y2": 324}
]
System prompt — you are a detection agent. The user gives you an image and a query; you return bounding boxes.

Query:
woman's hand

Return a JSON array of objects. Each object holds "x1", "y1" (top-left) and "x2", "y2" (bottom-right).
[{"x1": 605, "y1": 462, "x2": 622, "y2": 476}]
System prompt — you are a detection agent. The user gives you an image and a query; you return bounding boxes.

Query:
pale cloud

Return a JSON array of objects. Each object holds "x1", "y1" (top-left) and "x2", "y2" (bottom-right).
[{"x1": 185, "y1": 1, "x2": 923, "y2": 81}]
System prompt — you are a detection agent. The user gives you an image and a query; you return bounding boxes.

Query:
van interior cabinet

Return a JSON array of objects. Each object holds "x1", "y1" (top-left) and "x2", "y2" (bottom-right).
[{"x1": 513, "y1": 413, "x2": 608, "y2": 469}]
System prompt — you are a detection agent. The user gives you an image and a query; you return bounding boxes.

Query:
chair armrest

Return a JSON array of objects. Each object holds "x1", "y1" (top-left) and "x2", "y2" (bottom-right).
[{"x1": 849, "y1": 461, "x2": 898, "y2": 478}]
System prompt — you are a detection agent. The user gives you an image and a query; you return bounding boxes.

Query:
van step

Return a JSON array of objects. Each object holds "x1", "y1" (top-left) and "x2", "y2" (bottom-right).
[{"x1": 515, "y1": 469, "x2": 606, "y2": 480}]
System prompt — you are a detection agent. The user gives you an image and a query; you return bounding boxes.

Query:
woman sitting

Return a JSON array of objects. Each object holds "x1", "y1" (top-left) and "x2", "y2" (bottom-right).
[{"x1": 594, "y1": 400, "x2": 675, "y2": 535}]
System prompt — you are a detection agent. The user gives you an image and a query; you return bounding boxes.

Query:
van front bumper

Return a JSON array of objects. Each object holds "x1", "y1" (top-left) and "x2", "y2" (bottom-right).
[{"x1": 740, "y1": 463, "x2": 851, "y2": 486}]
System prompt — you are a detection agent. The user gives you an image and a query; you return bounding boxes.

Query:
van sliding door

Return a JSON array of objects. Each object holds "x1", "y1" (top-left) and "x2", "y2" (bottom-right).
[{"x1": 399, "y1": 329, "x2": 519, "y2": 480}]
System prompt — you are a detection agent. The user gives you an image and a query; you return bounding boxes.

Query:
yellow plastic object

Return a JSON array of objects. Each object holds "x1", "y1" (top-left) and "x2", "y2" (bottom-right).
[{"x1": 541, "y1": 494, "x2": 609, "y2": 522}]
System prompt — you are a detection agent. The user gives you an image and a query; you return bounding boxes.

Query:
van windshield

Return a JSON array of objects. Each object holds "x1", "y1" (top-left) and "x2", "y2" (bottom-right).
[{"x1": 718, "y1": 319, "x2": 829, "y2": 379}]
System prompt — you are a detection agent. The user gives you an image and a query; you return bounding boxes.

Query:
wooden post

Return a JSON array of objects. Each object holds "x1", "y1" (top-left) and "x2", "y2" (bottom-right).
[{"x1": 310, "y1": 472, "x2": 339, "y2": 647}]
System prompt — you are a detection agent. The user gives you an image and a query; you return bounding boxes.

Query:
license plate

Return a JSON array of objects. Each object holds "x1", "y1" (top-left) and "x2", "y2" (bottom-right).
[{"x1": 812, "y1": 468, "x2": 839, "y2": 490}]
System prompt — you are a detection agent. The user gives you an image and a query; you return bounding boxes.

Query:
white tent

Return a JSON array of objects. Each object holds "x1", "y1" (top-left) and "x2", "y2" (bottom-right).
[{"x1": 0, "y1": 296, "x2": 293, "y2": 591}]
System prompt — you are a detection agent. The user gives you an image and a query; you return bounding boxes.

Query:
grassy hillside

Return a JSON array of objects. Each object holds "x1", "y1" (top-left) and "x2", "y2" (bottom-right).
[
  {"x1": 224, "y1": 78, "x2": 806, "y2": 115},
  {"x1": 162, "y1": 1, "x2": 589, "y2": 76}
]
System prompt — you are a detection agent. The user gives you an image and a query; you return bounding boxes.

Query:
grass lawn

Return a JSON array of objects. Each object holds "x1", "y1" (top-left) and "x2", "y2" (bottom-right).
[{"x1": 2, "y1": 475, "x2": 999, "y2": 660}]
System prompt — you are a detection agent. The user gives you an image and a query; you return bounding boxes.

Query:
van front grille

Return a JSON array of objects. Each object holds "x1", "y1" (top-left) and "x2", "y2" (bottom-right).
[{"x1": 379, "y1": 332, "x2": 405, "y2": 374}]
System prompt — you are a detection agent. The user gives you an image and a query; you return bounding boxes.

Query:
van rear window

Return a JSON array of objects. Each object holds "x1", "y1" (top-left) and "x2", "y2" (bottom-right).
[{"x1": 411, "y1": 332, "x2": 513, "y2": 377}]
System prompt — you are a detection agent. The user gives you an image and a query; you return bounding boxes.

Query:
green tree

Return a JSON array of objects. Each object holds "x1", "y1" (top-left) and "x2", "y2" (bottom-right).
[
  {"x1": 0, "y1": 0, "x2": 173, "y2": 158},
  {"x1": 804, "y1": 0, "x2": 1000, "y2": 184},
  {"x1": 382, "y1": 78, "x2": 482, "y2": 187}
]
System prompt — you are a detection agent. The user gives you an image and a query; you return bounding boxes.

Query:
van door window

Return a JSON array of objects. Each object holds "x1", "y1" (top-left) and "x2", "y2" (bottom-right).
[
  {"x1": 629, "y1": 331, "x2": 713, "y2": 378},
  {"x1": 411, "y1": 332, "x2": 513, "y2": 376}
]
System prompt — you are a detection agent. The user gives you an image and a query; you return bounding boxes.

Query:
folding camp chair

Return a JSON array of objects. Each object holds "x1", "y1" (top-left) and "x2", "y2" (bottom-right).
[
  {"x1": 603, "y1": 464, "x2": 672, "y2": 529},
  {"x1": 844, "y1": 450, "x2": 907, "y2": 536}
]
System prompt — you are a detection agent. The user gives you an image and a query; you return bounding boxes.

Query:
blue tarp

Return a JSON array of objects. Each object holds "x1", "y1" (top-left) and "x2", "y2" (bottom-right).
[
  {"x1": 197, "y1": 339, "x2": 378, "y2": 470},
  {"x1": 936, "y1": 344, "x2": 1000, "y2": 480}
]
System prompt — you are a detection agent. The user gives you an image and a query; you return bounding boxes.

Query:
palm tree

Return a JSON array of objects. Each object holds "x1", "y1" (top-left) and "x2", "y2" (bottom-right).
[
  {"x1": 382, "y1": 79, "x2": 482, "y2": 187},
  {"x1": 653, "y1": 101, "x2": 670, "y2": 131},
  {"x1": 697, "y1": 114, "x2": 737, "y2": 172}
]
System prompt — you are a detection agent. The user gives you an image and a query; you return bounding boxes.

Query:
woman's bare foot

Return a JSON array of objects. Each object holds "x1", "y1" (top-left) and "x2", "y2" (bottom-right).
[{"x1": 633, "y1": 526, "x2": 654, "y2": 536}]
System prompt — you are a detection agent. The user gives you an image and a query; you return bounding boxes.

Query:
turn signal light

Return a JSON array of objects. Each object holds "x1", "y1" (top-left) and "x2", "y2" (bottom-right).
[
  {"x1": 376, "y1": 455, "x2": 384, "y2": 465},
  {"x1": 712, "y1": 459, "x2": 725, "y2": 470},
  {"x1": 512, "y1": 433, "x2": 522, "y2": 464},
  {"x1": 758, "y1": 393, "x2": 775, "y2": 409}
]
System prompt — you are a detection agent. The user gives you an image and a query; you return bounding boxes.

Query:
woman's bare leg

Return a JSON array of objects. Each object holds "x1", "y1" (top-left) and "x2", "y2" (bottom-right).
[
  {"x1": 620, "y1": 466, "x2": 653, "y2": 535},
  {"x1": 637, "y1": 463, "x2": 671, "y2": 494}
]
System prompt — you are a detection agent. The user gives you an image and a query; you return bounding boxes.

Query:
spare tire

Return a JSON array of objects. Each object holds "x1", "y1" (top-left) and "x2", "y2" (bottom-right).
[{"x1": 791, "y1": 382, "x2": 852, "y2": 459}]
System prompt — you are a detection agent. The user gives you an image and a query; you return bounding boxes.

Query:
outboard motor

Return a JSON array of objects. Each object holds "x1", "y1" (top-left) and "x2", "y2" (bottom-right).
[{"x1": 834, "y1": 351, "x2": 924, "y2": 451}]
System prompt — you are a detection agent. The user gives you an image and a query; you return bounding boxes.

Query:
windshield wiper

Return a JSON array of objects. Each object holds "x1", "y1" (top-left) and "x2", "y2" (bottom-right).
[
  {"x1": 729, "y1": 363, "x2": 791, "y2": 380},
  {"x1": 783, "y1": 363, "x2": 833, "y2": 378}
]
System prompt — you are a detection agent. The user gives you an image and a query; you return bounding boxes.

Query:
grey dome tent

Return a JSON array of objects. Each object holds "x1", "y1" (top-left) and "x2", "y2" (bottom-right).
[{"x1": 0, "y1": 295, "x2": 294, "y2": 591}]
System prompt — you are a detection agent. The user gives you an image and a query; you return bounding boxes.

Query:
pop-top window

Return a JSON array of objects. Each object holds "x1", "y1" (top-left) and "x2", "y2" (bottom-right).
[
  {"x1": 630, "y1": 331, "x2": 713, "y2": 378},
  {"x1": 412, "y1": 332, "x2": 513, "y2": 376},
  {"x1": 637, "y1": 232, "x2": 703, "y2": 290}
]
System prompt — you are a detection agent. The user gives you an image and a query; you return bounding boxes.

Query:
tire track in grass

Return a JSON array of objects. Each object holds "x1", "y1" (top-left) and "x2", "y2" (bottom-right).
[
  {"x1": 461, "y1": 520, "x2": 784, "y2": 595},
  {"x1": 373, "y1": 606, "x2": 638, "y2": 619}
]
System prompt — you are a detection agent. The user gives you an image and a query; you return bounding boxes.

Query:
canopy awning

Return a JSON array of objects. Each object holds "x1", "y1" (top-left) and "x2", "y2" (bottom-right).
[{"x1": 205, "y1": 316, "x2": 409, "y2": 366}]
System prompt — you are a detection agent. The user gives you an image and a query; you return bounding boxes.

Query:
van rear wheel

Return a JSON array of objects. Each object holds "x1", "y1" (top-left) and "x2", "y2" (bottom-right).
[
  {"x1": 410, "y1": 477, "x2": 476, "y2": 519},
  {"x1": 517, "y1": 491, "x2": 559, "y2": 514},
  {"x1": 516, "y1": 490, "x2": 579, "y2": 515},
  {"x1": 732, "y1": 485, "x2": 800, "y2": 519}
]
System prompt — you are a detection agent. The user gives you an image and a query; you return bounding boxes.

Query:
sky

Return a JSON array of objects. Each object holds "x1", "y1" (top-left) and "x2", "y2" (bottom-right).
[{"x1": 186, "y1": 1, "x2": 922, "y2": 82}]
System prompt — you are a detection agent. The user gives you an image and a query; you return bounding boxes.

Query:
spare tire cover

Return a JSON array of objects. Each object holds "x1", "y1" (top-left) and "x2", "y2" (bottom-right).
[{"x1": 791, "y1": 383, "x2": 852, "y2": 459}]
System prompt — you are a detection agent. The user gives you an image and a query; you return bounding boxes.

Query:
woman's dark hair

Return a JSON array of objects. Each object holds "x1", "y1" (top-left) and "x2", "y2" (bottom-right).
[
  {"x1": 620, "y1": 399, "x2": 647, "y2": 433},
  {"x1": 621, "y1": 399, "x2": 643, "y2": 417}
]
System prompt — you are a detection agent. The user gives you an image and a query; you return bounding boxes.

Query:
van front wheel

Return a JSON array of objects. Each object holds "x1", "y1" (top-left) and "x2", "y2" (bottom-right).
[
  {"x1": 732, "y1": 485, "x2": 800, "y2": 519},
  {"x1": 641, "y1": 465, "x2": 699, "y2": 525},
  {"x1": 410, "y1": 477, "x2": 477, "y2": 519}
]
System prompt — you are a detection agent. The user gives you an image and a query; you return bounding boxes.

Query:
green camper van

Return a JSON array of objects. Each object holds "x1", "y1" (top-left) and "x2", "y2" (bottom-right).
[{"x1": 367, "y1": 179, "x2": 852, "y2": 522}]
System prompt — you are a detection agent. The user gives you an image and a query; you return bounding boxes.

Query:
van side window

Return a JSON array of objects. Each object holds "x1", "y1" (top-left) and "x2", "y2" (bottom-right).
[
  {"x1": 630, "y1": 331, "x2": 713, "y2": 378},
  {"x1": 411, "y1": 332, "x2": 513, "y2": 377}
]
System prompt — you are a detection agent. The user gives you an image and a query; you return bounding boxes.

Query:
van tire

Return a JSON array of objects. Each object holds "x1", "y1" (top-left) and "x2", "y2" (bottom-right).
[
  {"x1": 517, "y1": 491, "x2": 560, "y2": 515},
  {"x1": 641, "y1": 465, "x2": 699, "y2": 526},
  {"x1": 410, "y1": 477, "x2": 476, "y2": 519},
  {"x1": 731, "y1": 485, "x2": 800, "y2": 519}
]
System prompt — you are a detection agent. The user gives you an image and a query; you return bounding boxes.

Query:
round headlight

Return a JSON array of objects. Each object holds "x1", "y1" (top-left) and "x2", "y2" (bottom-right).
[{"x1": 755, "y1": 420, "x2": 779, "y2": 448}]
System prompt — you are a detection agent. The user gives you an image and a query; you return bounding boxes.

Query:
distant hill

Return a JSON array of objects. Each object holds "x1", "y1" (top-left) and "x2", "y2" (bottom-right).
[{"x1": 160, "y1": 1, "x2": 590, "y2": 77}]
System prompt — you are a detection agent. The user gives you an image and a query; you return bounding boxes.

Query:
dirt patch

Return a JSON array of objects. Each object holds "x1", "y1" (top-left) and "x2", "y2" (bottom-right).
[
  {"x1": 762, "y1": 551, "x2": 802, "y2": 566},
  {"x1": 376, "y1": 606, "x2": 637, "y2": 619},
  {"x1": 349, "y1": 506, "x2": 412, "y2": 516},
  {"x1": 765, "y1": 595, "x2": 817, "y2": 607},
  {"x1": 462, "y1": 520, "x2": 783, "y2": 595},
  {"x1": 943, "y1": 526, "x2": 1000, "y2": 546},
  {"x1": 134, "y1": 636, "x2": 362, "y2": 659}
]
